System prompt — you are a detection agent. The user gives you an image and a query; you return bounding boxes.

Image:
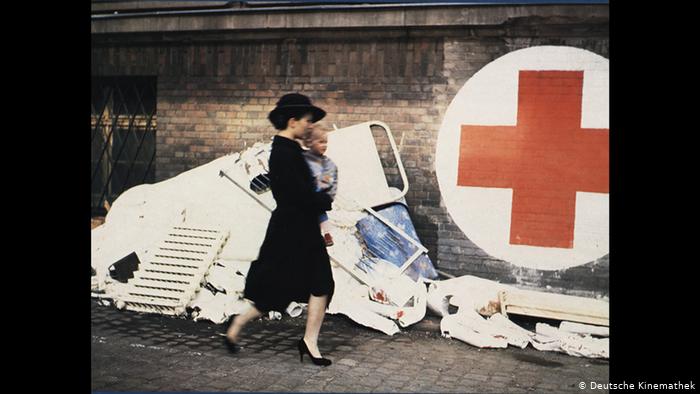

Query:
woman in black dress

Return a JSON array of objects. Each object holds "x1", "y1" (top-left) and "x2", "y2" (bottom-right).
[{"x1": 224, "y1": 93, "x2": 335, "y2": 366}]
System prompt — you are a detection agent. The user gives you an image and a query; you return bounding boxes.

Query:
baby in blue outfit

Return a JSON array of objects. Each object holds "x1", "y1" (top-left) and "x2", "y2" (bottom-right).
[{"x1": 303, "y1": 128, "x2": 338, "y2": 246}]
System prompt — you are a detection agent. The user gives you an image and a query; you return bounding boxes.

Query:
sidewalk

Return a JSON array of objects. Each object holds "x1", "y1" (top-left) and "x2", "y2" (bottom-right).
[{"x1": 91, "y1": 299, "x2": 609, "y2": 393}]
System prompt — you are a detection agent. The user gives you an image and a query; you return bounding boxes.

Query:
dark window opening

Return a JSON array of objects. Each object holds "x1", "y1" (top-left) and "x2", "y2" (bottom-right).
[{"x1": 91, "y1": 76, "x2": 157, "y2": 217}]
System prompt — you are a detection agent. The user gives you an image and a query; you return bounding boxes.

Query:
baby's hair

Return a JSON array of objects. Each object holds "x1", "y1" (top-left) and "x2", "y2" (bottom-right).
[
  {"x1": 307, "y1": 127, "x2": 327, "y2": 142},
  {"x1": 304, "y1": 127, "x2": 328, "y2": 148}
]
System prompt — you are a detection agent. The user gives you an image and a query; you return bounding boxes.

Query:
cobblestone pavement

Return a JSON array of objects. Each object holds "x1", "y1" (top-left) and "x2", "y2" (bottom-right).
[{"x1": 91, "y1": 300, "x2": 609, "y2": 393}]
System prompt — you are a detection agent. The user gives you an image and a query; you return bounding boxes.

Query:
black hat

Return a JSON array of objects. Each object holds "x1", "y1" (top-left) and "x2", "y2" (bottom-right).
[{"x1": 268, "y1": 93, "x2": 326, "y2": 129}]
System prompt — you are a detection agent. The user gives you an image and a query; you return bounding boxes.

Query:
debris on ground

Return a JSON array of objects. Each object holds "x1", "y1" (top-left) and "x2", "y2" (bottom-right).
[{"x1": 91, "y1": 121, "x2": 608, "y2": 359}]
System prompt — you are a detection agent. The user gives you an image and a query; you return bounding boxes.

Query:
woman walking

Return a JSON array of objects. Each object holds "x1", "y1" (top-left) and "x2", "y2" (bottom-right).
[{"x1": 224, "y1": 93, "x2": 335, "y2": 366}]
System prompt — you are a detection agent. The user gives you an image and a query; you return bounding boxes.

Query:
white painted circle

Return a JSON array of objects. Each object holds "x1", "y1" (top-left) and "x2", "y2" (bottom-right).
[{"x1": 435, "y1": 46, "x2": 609, "y2": 270}]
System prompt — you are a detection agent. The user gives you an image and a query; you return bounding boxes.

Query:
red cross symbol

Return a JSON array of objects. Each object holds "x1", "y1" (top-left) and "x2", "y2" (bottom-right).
[{"x1": 457, "y1": 70, "x2": 609, "y2": 249}]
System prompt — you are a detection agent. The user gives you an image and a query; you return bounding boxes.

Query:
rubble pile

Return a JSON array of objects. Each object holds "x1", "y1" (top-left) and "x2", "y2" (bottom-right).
[{"x1": 91, "y1": 122, "x2": 608, "y2": 359}]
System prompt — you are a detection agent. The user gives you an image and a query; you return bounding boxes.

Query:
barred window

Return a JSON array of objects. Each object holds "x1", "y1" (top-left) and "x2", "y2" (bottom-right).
[{"x1": 91, "y1": 76, "x2": 157, "y2": 216}]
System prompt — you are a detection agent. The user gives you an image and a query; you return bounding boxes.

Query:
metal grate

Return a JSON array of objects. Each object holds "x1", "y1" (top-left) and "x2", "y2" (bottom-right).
[
  {"x1": 91, "y1": 76, "x2": 157, "y2": 216},
  {"x1": 115, "y1": 226, "x2": 230, "y2": 316}
]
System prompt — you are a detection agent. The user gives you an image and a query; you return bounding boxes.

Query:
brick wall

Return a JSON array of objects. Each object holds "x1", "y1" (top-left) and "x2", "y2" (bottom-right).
[{"x1": 92, "y1": 24, "x2": 609, "y2": 296}]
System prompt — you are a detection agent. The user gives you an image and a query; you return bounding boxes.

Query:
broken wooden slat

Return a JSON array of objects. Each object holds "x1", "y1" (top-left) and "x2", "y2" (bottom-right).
[
  {"x1": 142, "y1": 261, "x2": 202, "y2": 274},
  {"x1": 559, "y1": 321, "x2": 609, "y2": 337},
  {"x1": 499, "y1": 289, "x2": 609, "y2": 327},
  {"x1": 133, "y1": 271, "x2": 194, "y2": 284}
]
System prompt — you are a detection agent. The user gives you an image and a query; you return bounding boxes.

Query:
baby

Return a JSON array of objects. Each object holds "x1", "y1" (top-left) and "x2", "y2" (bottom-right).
[{"x1": 302, "y1": 127, "x2": 338, "y2": 247}]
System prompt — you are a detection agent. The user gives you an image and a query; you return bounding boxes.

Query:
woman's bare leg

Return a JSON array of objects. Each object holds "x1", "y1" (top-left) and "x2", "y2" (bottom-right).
[
  {"x1": 226, "y1": 305, "x2": 262, "y2": 342},
  {"x1": 303, "y1": 294, "x2": 328, "y2": 357}
]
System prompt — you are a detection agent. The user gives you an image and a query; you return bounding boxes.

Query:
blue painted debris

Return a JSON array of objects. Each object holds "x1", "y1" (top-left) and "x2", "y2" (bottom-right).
[{"x1": 356, "y1": 202, "x2": 438, "y2": 281}]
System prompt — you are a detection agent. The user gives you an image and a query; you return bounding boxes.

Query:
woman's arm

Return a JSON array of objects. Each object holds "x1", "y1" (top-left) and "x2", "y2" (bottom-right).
[{"x1": 270, "y1": 147, "x2": 332, "y2": 212}]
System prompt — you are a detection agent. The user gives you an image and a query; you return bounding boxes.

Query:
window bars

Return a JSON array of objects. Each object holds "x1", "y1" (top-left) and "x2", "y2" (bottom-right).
[{"x1": 91, "y1": 76, "x2": 157, "y2": 216}]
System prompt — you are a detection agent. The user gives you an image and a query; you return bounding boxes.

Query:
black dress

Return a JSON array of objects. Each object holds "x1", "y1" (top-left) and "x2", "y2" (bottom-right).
[{"x1": 243, "y1": 135, "x2": 335, "y2": 312}]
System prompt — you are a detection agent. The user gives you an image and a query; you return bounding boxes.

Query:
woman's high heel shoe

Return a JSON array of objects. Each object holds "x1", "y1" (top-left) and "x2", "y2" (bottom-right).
[
  {"x1": 297, "y1": 338, "x2": 331, "y2": 366},
  {"x1": 224, "y1": 337, "x2": 241, "y2": 354}
]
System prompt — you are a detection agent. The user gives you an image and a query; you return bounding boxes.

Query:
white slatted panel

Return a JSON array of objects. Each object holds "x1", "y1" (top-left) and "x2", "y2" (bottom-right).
[{"x1": 116, "y1": 225, "x2": 229, "y2": 316}]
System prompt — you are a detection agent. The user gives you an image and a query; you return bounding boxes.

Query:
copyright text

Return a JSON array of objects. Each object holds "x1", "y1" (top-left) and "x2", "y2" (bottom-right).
[{"x1": 583, "y1": 381, "x2": 695, "y2": 390}]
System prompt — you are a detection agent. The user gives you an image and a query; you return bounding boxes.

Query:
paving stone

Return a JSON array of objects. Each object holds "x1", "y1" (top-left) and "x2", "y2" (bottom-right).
[{"x1": 90, "y1": 300, "x2": 609, "y2": 392}]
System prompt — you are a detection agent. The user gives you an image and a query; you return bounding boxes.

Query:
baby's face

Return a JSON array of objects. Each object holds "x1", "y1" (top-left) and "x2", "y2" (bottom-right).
[{"x1": 310, "y1": 134, "x2": 328, "y2": 156}]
